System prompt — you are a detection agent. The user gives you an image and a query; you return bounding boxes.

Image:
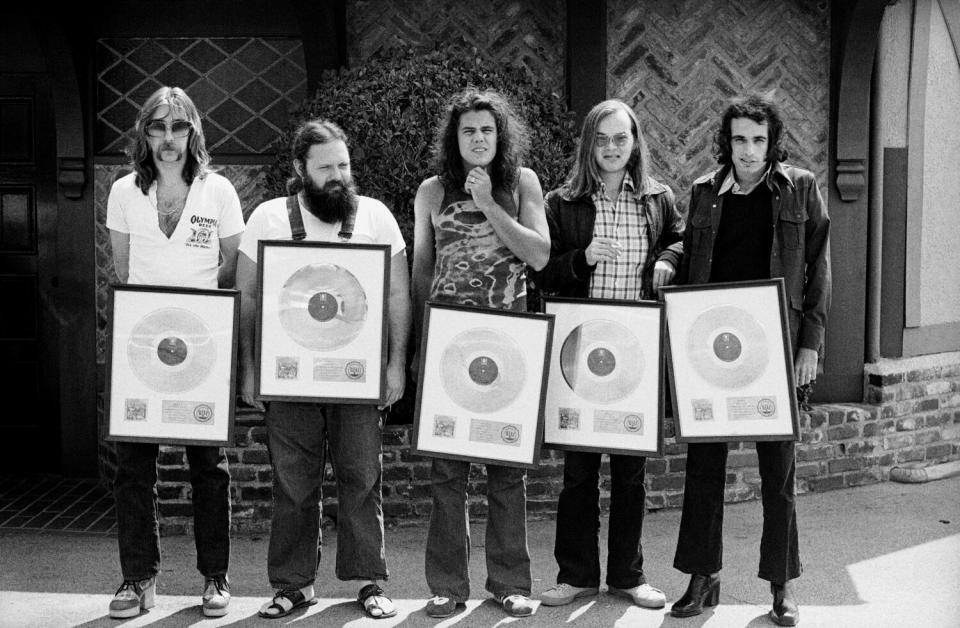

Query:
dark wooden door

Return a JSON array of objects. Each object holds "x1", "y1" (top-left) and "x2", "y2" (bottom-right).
[{"x1": 0, "y1": 74, "x2": 60, "y2": 471}]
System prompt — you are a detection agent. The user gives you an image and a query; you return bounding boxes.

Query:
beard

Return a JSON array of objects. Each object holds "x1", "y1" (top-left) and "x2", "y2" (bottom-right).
[{"x1": 301, "y1": 176, "x2": 357, "y2": 224}]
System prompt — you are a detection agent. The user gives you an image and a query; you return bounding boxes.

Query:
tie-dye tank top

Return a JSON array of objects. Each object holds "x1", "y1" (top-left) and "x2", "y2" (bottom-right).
[{"x1": 429, "y1": 182, "x2": 527, "y2": 312}]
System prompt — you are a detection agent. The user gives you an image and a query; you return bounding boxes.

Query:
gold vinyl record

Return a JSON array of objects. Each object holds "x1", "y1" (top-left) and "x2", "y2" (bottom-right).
[
  {"x1": 440, "y1": 327, "x2": 525, "y2": 414},
  {"x1": 559, "y1": 319, "x2": 643, "y2": 404},
  {"x1": 278, "y1": 263, "x2": 368, "y2": 351},
  {"x1": 127, "y1": 307, "x2": 216, "y2": 394},
  {"x1": 686, "y1": 305, "x2": 768, "y2": 389}
]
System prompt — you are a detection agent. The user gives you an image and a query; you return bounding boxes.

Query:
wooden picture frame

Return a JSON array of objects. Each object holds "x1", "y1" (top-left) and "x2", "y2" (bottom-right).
[
  {"x1": 105, "y1": 285, "x2": 239, "y2": 446},
  {"x1": 542, "y1": 297, "x2": 664, "y2": 456},
  {"x1": 256, "y1": 240, "x2": 390, "y2": 404},
  {"x1": 411, "y1": 302, "x2": 554, "y2": 469},
  {"x1": 662, "y1": 279, "x2": 800, "y2": 442}
]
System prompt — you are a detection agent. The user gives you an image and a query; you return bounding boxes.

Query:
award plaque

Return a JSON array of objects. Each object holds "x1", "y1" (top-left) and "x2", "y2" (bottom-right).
[
  {"x1": 105, "y1": 285, "x2": 240, "y2": 446},
  {"x1": 256, "y1": 240, "x2": 390, "y2": 404},
  {"x1": 662, "y1": 279, "x2": 800, "y2": 442},
  {"x1": 542, "y1": 297, "x2": 664, "y2": 456},
  {"x1": 412, "y1": 302, "x2": 554, "y2": 468}
]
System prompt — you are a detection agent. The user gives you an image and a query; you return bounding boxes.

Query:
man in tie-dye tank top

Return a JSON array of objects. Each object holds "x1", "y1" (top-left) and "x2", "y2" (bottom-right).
[{"x1": 411, "y1": 89, "x2": 550, "y2": 619}]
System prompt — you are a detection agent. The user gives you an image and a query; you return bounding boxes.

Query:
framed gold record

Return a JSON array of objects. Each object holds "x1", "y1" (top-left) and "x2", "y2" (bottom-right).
[
  {"x1": 256, "y1": 241, "x2": 390, "y2": 403},
  {"x1": 662, "y1": 279, "x2": 800, "y2": 442},
  {"x1": 542, "y1": 297, "x2": 665, "y2": 456},
  {"x1": 412, "y1": 302, "x2": 554, "y2": 469},
  {"x1": 105, "y1": 285, "x2": 240, "y2": 446}
]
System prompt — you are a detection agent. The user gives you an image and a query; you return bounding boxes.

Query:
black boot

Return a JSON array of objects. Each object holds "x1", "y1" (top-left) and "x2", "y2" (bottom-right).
[
  {"x1": 769, "y1": 581, "x2": 799, "y2": 626},
  {"x1": 670, "y1": 573, "x2": 720, "y2": 618}
]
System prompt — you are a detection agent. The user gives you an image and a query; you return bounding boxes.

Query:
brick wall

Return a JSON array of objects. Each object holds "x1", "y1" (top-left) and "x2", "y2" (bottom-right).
[{"x1": 122, "y1": 348, "x2": 959, "y2": 535}]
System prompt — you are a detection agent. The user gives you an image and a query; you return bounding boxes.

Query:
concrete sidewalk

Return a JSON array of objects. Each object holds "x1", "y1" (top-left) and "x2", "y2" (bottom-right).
[{"x1": 2, "y1": 477, "x2": 958, "y2": 628}]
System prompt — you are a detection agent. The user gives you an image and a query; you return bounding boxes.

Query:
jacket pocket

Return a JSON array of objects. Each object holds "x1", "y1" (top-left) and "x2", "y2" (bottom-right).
[{"x1": 778, "y1": 209, "x2": 805, "y2": 250}]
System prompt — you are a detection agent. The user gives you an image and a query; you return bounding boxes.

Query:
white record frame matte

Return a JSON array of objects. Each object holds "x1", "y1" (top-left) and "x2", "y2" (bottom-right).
[
  {"x1": 662, "y1": 279, "x2": 800, "y2": 442},
  {"x1": 256, "y1": 240, "x2": 389, "y2": 404},
  {"x1": 542, "y1": 297, "x2": 664, "y2": 456},
  {"x1": 411, "y1": 302, "x2": 554, "y2": 469},
  {"x1": 105, "y1": 285, "x2": 239, "y2": 446}
]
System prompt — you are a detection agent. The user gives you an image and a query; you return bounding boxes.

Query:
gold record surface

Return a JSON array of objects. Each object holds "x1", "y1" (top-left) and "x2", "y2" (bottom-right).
[
  {"x1": 127, "y1": 307, "x2": 216, "y2": 394},
  {"x1": 278, "y1": 263, "x2": 368, "y2": 351},
  {"x1": 440, "y1": 327, "x2": 526, "y2": 414},
  {"x1": 686, "y1": 305, "x2": 768, "y2": 389},
  {"x1": 559, "y1": 319, "x2": 643, "y2": 404}
]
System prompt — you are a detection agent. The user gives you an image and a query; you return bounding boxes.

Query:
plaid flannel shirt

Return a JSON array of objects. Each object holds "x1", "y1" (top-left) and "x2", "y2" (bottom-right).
[{"x1": 588, "y1": 174, "x2": 650, "y2": 300}]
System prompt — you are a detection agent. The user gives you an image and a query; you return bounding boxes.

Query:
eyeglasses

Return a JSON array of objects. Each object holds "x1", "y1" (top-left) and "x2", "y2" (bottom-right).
[
  {"x1": 595, "y1": 133, "x2": 631, "y2": 148},
  {"x1": 144, "y1": 120, "x2": 192, "y2": 138}
]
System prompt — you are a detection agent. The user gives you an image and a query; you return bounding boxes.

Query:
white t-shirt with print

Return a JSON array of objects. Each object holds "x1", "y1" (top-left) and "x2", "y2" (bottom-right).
[
  {"x1": 238, "y1": 194, "x2": 406, "y2": 262},
  {"x1": 106, "y1": 171, "x2": 245, "y2": 289}
]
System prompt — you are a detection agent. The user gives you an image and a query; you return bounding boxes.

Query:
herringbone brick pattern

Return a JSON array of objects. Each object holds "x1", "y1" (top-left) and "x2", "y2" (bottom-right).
[
  {"x1": 347, "y1": 0, "x2": 565, "y2": 91},
  {"x1": 608, "y1": 0, "x2": 830, "y2": 207}
]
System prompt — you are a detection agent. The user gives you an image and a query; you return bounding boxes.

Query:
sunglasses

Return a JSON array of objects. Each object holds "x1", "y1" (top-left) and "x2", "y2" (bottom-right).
[
  {"x1": 595, "y1": 133, "x2": 631, "y2": 148},
  {"x1": 144, "y1": 119, "x2": 192, "y2": 138}
]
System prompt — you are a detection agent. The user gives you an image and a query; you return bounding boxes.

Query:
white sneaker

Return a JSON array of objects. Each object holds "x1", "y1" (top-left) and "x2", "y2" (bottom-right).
[
  {"x1": 108, "y1": 577, "x2": 156, "y2": 618},
  {"x1": 202, "y1": 575, "x2": 231, "y2": 617},
  {"x1": 540, "y1": 582, "x2": 599, "y2": 606},
  {"x1": 608, "y1": 583, "x2": 666, "y2": 608}
]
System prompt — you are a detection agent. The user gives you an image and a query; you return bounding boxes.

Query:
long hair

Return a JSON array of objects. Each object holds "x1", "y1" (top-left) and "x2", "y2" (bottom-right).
[
  {"x1": 563, "y1": 99, "x2": 650, "y2": 200},
  {"x1": 431, "y1": 89, "x2": 529, "y2": 192},
  {"x1": 126, "y1": 86, "x2": 211, "y2": 194},
  {"x1": 285, "y1": 119, "x2": 350, "y2": 195},
  {"x1": 713, "y1": 93, "x2": 789, "y2": 166}
]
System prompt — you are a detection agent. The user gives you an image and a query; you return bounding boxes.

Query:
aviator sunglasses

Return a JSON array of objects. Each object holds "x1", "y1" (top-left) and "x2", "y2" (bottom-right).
[{"x1": 144, "y1": 119, "x2": 192, "y2": 138}]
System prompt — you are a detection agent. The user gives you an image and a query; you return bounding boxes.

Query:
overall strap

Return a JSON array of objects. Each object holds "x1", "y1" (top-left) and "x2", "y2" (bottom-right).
[
  {"x1": 338, "y1": 202, "x2": 357, "y2": 241},
  {"x1": 286, "y1": 194, "x2": 306, "y2": 241}
]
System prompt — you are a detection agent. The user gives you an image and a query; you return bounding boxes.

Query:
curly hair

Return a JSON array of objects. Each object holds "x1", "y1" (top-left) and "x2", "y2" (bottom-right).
[
  {"x1": 126, "y1": 86, "x2": 211, "y2": 194},
  {"x1": 563, "y1": 99, "x2": 651, "y2": 200},
  {"x1": 713, "y1": 93, "x2": 788, "y2": 166},
  {"x1": 431, "y1": 88, "x2": 529, "y2": 192},
  {"x1": 285, "y1": 118, "x2": 350, "y2": 195}
]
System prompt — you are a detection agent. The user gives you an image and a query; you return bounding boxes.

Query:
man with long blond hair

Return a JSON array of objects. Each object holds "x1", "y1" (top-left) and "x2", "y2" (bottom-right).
[
  {"x1": 534, "y1": 98, "x2": 683, "y2": 610},
  {"x1": 106, "y1": 86, "x2": 243, "y2": 618}
]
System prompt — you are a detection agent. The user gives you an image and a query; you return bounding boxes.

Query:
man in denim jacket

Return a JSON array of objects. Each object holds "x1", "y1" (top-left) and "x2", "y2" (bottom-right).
[{"x1": 670, "y1": 93, "x2": 831, "y2": 627}]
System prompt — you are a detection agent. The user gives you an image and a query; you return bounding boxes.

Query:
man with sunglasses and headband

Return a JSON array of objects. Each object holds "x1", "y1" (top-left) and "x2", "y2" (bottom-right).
[{"x1": 106, "y1": 86, "x2": 244, "y2": 618}]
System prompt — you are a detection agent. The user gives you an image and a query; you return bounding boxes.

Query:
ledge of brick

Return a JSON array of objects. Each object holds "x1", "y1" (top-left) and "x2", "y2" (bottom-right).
[{"x1": 110, "y1": 353, "x2": 960, "y2": 536}]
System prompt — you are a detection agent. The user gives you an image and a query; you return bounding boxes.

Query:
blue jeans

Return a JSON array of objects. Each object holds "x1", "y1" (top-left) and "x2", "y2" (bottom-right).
[
  {"x1": 673, "y1": 440, "x2": 801, "y2": 584},
  {"x1": 114, "y1": 442, "x2": 230, "y2": 580},
  {"x1": 424, "y1": 458, "x2": 531, "y2": 602},
  {"x1": 554, "y1": 451, "x2": 648, "y2": 589},
  {"x1": 265, "y1": 401, "x2": 387, "y2": 589}
]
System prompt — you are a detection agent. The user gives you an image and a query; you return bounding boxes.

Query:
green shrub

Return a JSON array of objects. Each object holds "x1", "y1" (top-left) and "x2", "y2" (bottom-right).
[{"x1": 263, "y1": 45, "x2": 578, "y2": 252}]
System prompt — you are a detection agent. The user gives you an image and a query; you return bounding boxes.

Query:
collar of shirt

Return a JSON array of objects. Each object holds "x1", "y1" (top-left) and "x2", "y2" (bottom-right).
[
  {"x1": 594, "y1": 172, "x2": 636, "y2": 204},
  {"x1": 718, "y1": 163, "x2": 772, "y2": 196}
]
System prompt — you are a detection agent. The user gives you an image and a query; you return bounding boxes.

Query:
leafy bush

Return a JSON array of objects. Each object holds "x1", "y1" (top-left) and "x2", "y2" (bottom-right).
[
  {"x1": 262, "y1": 45, "x2": 577, "y2": 423},
  {"x1": 263, "y1": 45, "x2": 578, "y2": 251}
]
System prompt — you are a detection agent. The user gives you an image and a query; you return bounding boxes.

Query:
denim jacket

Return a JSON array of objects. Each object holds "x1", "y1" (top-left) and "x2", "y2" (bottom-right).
[
  {"x1": 678, "y1": 162, "x2": 831, "y2": 356},
  {"x1": 534, "y1": 177, "x2": 685, "y2": 301}
]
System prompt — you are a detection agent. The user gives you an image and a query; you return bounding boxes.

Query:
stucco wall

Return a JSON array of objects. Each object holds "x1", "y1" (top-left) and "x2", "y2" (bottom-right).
[{"x1": 919, "y1": 0, "x2": 960, "y2": 327}]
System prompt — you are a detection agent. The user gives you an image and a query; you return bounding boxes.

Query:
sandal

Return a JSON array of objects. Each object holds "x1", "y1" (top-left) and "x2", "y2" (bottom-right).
[
  {"x1": 258, "y1": 586, "x2": 317, "y2": 619},
  {"x1": 358, "y1": 583, "x2": 397, "y2": 619}
]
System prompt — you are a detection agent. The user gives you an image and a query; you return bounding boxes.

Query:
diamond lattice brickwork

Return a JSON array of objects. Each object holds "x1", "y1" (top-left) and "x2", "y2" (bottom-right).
[{"x1": 96, "y1": 38, "x2": 307, "y2": 155}]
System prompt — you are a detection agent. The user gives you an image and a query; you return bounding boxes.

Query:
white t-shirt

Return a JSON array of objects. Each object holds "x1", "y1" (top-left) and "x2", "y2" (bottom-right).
[
  {"x1": 238, "y1": 194, "x2": 406, "y2": 261},
  {"x1": 107, "y1": 171, "x2": 245, "y2": 288}
]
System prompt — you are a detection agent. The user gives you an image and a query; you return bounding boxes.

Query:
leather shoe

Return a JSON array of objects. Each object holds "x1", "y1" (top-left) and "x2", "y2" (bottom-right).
[
  {"x1": 770, "y1": 581, "x2": 799, "y2": 626},
  {"x1": 670, "y1": 573, "x2": 720, "y2": 618}
]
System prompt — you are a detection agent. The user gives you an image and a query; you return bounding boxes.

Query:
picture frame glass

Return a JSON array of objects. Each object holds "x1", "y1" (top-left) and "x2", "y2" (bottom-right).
[
  {"x1": 106, "y1": 286, "x2": 238, "y2": 445},
  {"x1": 412, "y1": 304, "x2": 553, "y2": 468},
  {"x1": 663, "y1": 280, "x2": 799, "y2": 442},
  {"x1": 543, "y1": 298, "x2": 664, "y2": 456},
  {"x1": 256, "y1": 241, "x2": 389, "y2": 404}
]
